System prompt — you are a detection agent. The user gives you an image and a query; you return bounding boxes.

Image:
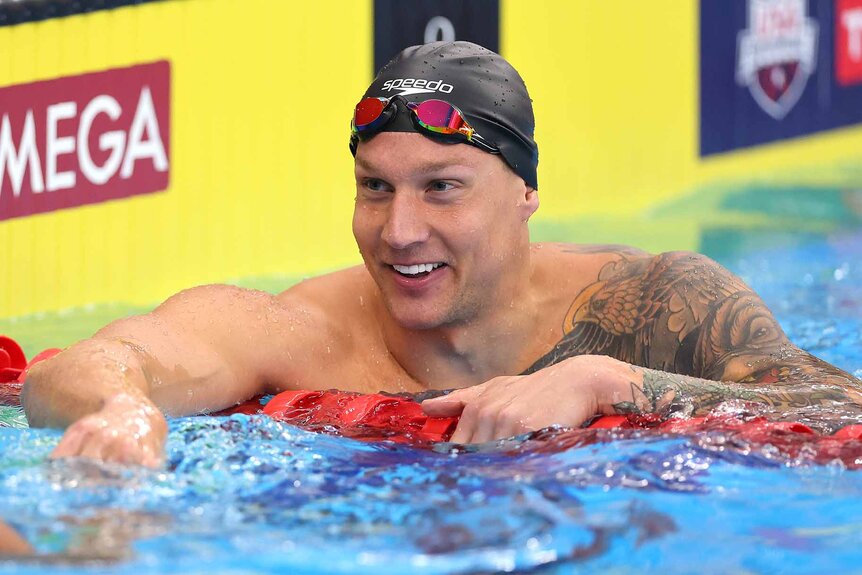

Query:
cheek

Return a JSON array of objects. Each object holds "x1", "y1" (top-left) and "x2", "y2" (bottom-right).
[{"x1": 352, "y1": 203, "x2": 378, "y2": 241}]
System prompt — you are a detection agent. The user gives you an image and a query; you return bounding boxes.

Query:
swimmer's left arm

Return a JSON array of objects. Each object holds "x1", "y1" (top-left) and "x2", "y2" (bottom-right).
[
  {"x1": 422, "y1": 354, "x2": 862, "y2": 443},
  {"x1": 423, "y1": 250, "x2": 862, "y2": 442},
  {"x1": 532, "y1": 249, "x2": 862, "y2": 393},
  {"x1": 611, "y1": 362, "x2": 862, "y2": 420}
]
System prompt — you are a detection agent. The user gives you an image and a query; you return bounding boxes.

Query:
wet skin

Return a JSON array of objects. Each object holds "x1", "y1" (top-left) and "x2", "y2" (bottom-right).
[
  {"x1": 0, "y1": 519, "x2": 33, "y2": 556},
  {"x1": 22, "y1": 133, "x2": 862, "y2": 465}
]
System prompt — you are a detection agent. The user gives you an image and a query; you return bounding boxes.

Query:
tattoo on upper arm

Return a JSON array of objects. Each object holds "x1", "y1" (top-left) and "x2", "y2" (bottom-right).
[{"x1": 524, "y1": 250, "x2": 861, "y2": 391}]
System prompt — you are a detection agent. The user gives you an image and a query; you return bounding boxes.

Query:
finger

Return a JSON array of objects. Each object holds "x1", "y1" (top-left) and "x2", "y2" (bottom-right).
[
  {"x1": 470, "y1": 406, "x2": 499, "y2": 444},
  {"x1": 449, "y1": 403, "x2": 479, "y2": 444},
  {"x1": 496, "y1": 417, "x2": 528, "y2": 440},
  {"x1": 77, "y1": 435, "x2": 109, "y2": 461},
  {"x1": 420, "y1": 396, "x2": 466, "y2": 416},
  {"x1": 140, "y1": 448, "x2": 164, "y2": 469},
  {"x1": 494, "y1": 404, "x2": 529, "y2": 440},
  {"x1": 103, "y1": 435, "x2": 142, "y2": 465},
  {"x1": 470, "y1": 419, "x2": 497, "y2": 444},
  {"x1": 51, "y1": 428, "x2": 88, "y2": 459}
]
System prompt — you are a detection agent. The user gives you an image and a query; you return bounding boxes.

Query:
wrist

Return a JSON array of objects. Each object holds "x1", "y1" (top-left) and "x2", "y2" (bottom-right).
[{"x1": 22, "y1": 338, "x2": 152, "y2": 428}]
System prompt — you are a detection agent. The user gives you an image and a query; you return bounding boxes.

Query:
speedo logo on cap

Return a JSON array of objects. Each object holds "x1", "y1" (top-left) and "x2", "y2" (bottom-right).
[{"x1": 381, "y1": 78, "x2": 454, "y2": 96}]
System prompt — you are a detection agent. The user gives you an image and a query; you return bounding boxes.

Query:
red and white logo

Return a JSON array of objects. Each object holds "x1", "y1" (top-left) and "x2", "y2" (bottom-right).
[
  {"x1": 837, "y1": 0, "x2": 862, "y2": 86},
  {"x1": 0, "y1": 61, "x2": 170, "y2": 222},
  {"x1": 736, "y1": 0, "x2": 818, "y2": 119}
]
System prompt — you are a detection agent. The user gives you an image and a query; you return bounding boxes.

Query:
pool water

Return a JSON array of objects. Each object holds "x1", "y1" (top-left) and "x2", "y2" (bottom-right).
[{"x1": 1, "y1": 232, "x2": 861, "y2": 574}]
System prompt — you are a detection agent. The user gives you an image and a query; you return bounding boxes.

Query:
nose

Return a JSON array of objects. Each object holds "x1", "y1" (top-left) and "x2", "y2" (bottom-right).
[{"x1": 381, "y1": 192, "x2": 430, "y2": 250}]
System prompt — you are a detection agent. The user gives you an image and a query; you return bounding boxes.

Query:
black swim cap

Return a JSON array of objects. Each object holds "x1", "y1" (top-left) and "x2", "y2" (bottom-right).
[{"x1": 351, "y1": 41, "x2": 539, "y2": 189}]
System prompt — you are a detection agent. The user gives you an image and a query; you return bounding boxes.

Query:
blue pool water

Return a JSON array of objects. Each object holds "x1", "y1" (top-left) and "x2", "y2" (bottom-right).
[{"x1": 1, "y1": 231, "x2": 862, "y2": 574}]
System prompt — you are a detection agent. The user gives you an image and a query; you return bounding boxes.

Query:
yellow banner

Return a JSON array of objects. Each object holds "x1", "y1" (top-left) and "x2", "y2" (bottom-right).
[{"x1": 1, "y1": 0, "x2": 860, "y2": 319}]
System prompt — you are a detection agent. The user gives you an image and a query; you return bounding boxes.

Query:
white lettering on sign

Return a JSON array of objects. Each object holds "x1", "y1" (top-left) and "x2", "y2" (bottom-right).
[
  {"x1": 0, "y1": 85, "x2": 168, "y2": 199},
  {"x1": 78, "y1": 94, "x2": 124, "y2": 185},
  {"x1": 0, "y1": 111, "x2": 43, "y2": 198},
  {"x1": 46, "y1": 101, "x2": 77, "y2": 192},
  {"x1": 0, "y1": 61, "x2": 171, "y2": 222},
  {"x1": 120, "y1": 86, "x2": 168, "y2": 179}
]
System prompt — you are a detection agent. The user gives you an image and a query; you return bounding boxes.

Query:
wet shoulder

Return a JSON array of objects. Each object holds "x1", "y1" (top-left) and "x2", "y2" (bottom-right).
[
  {"x1": 530, "y1": 242, "x2": 651, "y2": 299},
  {"x1": 275, "y1": 266, "x2": 379, "y2": 336}
]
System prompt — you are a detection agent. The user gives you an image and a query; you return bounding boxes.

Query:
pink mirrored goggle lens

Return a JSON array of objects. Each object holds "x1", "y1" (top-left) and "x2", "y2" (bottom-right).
[{"x1": 410, "y1": 99, "x2": 470, "y2": 135}]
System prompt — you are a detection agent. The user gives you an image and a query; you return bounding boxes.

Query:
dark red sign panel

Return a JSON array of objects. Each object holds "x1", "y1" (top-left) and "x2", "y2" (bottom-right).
[
  {"x1": 837, "y1": 0, "x2": 862, "y2": 86},
  {"x1": 0, "y1": 61, "x2": 170, "y2": 222}
]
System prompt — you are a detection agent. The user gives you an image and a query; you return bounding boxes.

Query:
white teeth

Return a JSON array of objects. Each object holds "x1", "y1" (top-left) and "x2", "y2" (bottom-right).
[{"x1": 392, "y1": 262, "x2": 444, "y2": 276}]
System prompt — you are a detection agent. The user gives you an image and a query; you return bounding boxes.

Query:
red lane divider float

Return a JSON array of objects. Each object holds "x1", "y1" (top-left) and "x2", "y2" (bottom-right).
[
  {"x1": 4, "y1": 336, "x2": 862, "y2": 466},
  {"x1": 262, "y1": 390, "x2": 459, "y2": 443},
  {"x1": 0, "y1": 336, "x2": 61, "y2": 384}
]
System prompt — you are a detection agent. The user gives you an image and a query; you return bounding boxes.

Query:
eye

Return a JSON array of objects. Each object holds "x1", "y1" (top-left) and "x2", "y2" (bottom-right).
[
  {"x1": 361, "y1": 178, "x2": 391, "y2": 193},
  {"x1": 428, "y1": 180, "x2": 456, "y2": 194}
]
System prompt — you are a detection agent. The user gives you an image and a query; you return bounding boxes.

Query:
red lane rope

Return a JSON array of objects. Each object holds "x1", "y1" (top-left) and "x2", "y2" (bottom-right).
[{"x1": 4, "y1": 336, "x2": 862, "y2": 466}]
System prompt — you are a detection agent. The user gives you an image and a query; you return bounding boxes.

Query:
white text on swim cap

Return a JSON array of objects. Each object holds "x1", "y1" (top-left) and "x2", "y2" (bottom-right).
[{"x1": 381, "y1": 78, "x2": 454, "y2": 96}]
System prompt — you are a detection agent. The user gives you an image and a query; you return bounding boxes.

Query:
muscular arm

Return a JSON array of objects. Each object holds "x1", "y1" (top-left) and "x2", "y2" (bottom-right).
[
  {"x1": 528, "y1": 250, "x2": 862, "y2": 426},
  {"x1": 20, "y1": 284, "x2": 327, "y2": 464},
  {"x1": 426, "y1": 249, "x2": 862, "y2": 442},
  {"x1": 24, "y1": 285, "x2": 288, "y2": 424}
]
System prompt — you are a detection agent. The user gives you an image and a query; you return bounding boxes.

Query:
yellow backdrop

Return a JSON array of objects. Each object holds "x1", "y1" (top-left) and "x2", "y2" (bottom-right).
[{"x1": 1, "y1": 0, "x2": 861, "y2": 319}]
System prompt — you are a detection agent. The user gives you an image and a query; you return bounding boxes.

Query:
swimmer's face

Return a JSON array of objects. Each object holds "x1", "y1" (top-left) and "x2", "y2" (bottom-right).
[{"x1": 353, "y1": 132, "x2": 538, "y2": 329}]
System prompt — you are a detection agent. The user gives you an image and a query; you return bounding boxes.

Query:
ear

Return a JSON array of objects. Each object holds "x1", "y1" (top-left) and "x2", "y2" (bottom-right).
[{"x1": 520, "y1": 185, "x2": 539, "y2": 222}]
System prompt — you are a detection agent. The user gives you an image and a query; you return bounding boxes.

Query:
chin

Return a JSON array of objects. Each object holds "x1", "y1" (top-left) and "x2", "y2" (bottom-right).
[{"x1": 387, "y1": 305, "x2": 448, "y2": 331}]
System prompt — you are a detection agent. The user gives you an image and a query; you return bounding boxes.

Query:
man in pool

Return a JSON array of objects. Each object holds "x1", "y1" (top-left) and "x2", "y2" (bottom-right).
[{"x1": 22, "y1": 42, "x2": 862, "y2": 467}]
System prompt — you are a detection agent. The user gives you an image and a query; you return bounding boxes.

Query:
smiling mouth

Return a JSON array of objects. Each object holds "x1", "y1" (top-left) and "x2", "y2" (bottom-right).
[{"x1": 391, "y1": 262, "x2": 447, "y2": 278}]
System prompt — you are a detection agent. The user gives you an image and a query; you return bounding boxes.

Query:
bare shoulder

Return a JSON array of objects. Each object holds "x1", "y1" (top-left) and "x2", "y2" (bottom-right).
[
  {"x1": 539, "y1": 242, "x2": 650, "y2": 258},
  {"x1": 274, "y1": 265, "x2": 382, "y2": 358},
  {"x1": 525, "y1": 247, "x2": 788, "y2": 377},
  {"x1": 531, "y1": 242, "x2": 651, "y2": 274},
  {"x1": 529, "y1": 242, "x2": 651, "y2": 300},
  {"x1": 276, "y1": 265, "x2": 376, "y2": 323}
]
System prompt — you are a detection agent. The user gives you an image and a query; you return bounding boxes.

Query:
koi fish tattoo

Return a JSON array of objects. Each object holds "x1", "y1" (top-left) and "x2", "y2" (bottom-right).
[{"x1": 524, "y1": 250, "x2": 862, "y2": 427}]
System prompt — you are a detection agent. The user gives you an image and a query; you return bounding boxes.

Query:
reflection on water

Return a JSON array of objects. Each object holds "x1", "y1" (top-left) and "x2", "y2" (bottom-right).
[{"x1": 2, "y1": 413, "x2": 862, "y2": 574}]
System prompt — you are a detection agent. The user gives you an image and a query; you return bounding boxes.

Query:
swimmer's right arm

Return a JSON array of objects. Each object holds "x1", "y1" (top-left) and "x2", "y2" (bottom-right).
[{"x1": 22, "y1": 284, "x2": 317, "y2": 467}]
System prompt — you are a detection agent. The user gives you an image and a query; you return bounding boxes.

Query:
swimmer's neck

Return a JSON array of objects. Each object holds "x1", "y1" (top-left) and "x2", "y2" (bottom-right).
[{"x1": 377, "y1": 265, "x2": 543, "y2": 390}]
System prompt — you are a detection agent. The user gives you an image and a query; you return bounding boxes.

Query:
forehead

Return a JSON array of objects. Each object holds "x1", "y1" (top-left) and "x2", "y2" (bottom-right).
[{"x1": 354, "y1": 132, "x2": 497, "y2": 176}]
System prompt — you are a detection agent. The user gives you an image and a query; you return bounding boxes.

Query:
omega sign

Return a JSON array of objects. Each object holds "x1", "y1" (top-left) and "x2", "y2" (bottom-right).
[{"x1": 0, "y1": 61, "x2": 170, "y2": 222}]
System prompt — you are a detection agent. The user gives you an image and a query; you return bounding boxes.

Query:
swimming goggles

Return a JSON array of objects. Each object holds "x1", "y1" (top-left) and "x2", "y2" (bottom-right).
[{"x1": 350, "y1": 96, "x2": 500, "y2": 154}]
